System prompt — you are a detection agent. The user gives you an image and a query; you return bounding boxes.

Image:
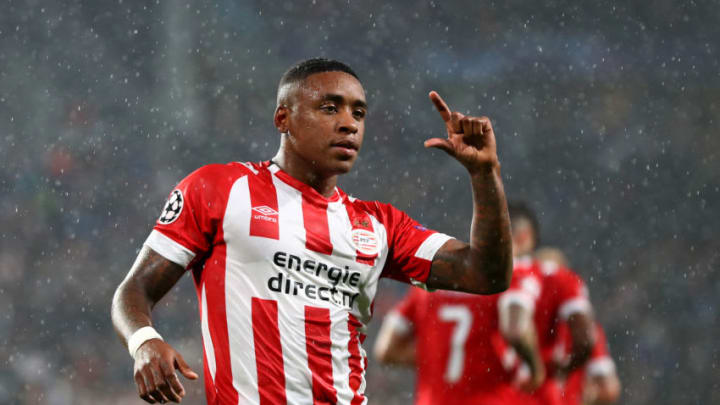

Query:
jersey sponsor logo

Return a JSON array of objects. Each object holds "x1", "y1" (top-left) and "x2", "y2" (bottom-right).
[
  {"x1": 252, "y1": 205, "x2": 279, "y2": 223},
  {"x1": 351, "y1": 229, "x2": 379, "y2": 256},
  {"x1": 158, "y1": 190, "x2": 183, "y2": 225},
  {"x1": 268, "y1": 251, "x2": 361, "y2": 309}
]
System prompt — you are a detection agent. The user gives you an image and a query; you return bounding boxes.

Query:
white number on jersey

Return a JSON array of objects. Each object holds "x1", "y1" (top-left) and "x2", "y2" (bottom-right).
[{"x1": 438, "y1": 305, "x2": 472, "y2": 383}]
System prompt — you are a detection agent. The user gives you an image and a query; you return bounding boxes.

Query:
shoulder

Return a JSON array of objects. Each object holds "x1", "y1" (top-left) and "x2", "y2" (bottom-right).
[
  {"x1": 346, "y1": 198, "x2": 407, "y2": 224},
  {"x1": 186, "y1": 161, "x2": 257, "y2": 182},
  {"x1": 557, "y1": 268, "x2": 587, "y2": 290},
  {"x1": 178, "y1": 161, "x2": 259, "y2": 192}
]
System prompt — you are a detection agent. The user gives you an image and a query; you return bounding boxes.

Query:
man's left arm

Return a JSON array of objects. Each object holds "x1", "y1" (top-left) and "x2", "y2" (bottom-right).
[
  {"x1": 373, "y1": 312, "x2": 416, "y2": 367},
  {"x1": 423, "y1": 91, "x2": 513, "y2": 294}
]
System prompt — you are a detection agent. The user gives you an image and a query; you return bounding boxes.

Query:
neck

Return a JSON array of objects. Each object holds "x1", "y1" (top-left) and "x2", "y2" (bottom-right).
[{"x1": 272, "y1": 149, "x2": 339, "y2": 198}]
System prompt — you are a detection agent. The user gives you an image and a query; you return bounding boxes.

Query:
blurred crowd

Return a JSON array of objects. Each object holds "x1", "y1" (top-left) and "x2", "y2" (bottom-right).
[{"x1": 1, "y1": 1, "x2": 718, "y2": 403}]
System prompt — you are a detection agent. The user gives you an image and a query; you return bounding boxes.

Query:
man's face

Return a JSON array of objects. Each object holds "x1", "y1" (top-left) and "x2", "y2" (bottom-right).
[
  {"x1": 511, "y1": 219, "x2": 536, "y2": 257},
  {"x1": 278, "y1": 71, "x2": 367, "y2": 177}
]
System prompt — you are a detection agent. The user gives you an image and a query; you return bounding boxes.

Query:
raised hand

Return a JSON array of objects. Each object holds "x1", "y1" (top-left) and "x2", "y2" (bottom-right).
[
  {"x1": 133, "y1": 339, "x2": 199, "y2": 403},
  {"x1": 424, "y1": 91, "x2": 499, "y2": 174}
]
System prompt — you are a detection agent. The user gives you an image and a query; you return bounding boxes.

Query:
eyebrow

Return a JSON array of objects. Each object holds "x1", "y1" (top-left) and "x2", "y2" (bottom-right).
[{"x1": 322, "y1": 93, "x2": 368, "y2": 110}]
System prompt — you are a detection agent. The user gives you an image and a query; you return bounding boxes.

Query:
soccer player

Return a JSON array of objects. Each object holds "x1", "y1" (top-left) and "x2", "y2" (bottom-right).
[
  {"x1": 373, "y1": 203, "x2": 549, "y2": 405},
  {"x1": 111, "y1": 58, "x2": 513, "y2": 404},
  {"x1": 535, "y1": 249, "x2": 620, "y2": 405},
  {"x1": 501, "y1": 233, "x2": 595, "y2": 405}
]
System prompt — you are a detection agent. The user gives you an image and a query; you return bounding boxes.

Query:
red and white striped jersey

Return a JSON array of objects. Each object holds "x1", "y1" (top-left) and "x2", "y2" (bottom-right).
[{"x1": 144, "y1": 161, "x2": 452, "y2": 405}]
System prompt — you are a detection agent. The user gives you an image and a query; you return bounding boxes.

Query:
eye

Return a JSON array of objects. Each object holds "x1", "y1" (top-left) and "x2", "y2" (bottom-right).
[
  {"x1": 353, "y1": 109, "x2": 366, "y2": 119},
  {"x1": 321, "y1": 104, "x2": 337, "y2": 113}
]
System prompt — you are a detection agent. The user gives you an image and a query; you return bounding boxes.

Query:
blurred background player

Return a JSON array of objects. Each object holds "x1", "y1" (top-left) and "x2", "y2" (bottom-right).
[
  {"x1": 536, "y1": 248, "x2": 621, "y2": 405},
  {"x1": 372, "y1": 202, "x2": 550, "y2": 405},
  {"x1": 504, "y1": 204, "x2": 596, "y2": 405}
]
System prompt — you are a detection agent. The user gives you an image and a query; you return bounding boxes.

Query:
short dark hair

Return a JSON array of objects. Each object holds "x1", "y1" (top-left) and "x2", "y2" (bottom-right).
[
  {"x1": 508, "y1": 201, "x2": 540, "y2": 247},
  {"x1": 278, "y1": 58, "x2": 360, "y2": 88}
]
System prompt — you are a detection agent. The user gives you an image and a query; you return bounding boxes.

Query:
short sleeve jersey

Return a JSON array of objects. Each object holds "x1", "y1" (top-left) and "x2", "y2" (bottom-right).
[
  {"x1": 535, "y1": 260, "x2": 593, "y2": 371},
  {"x1": 388, "y1": 257, "x2": 542, "y2": 405},
  {"x1": 505, "y1": 261, "x2": 594, "y2": 405},
  {"x1": 144, "y1": 161, "x2": 452, "y2": 405},
  {"x1": 561, "y1": 323, "x2": 615, "y2": 405}
]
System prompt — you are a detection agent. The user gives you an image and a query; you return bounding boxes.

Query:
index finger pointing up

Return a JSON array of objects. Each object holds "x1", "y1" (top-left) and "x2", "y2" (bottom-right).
[{"x1": 429, "y1": 91, "x2": 452, "y2": 122}]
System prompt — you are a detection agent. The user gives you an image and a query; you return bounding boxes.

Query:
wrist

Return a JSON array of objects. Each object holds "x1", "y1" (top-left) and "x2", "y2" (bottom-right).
[
  {"x1": 128, "y1": 326, "x2": 164, "y2": 359},
  {"x1": 468, "y1": 160, "x2": 501, "y2": 178}
]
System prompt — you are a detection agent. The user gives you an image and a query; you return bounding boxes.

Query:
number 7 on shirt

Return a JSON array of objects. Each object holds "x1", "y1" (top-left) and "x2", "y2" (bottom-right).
[{"x1": 438, "y1": 304, "x2": 473, "y2": 383}]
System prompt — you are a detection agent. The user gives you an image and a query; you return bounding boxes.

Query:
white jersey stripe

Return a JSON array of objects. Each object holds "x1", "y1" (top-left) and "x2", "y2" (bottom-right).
[
  {"x1": 279, "y1": 304, "x2": 313, "y2": 404},
  {"x1": 200, "y1": 284, "x2": 217, "y2": 383},
  {"x1": 272, "y1": 174, "x2": 308, "y2": 252},
  {"x1": 414, "y1": 232, "x2": 453, "y2": 260},
  {"x1": 223, "y1": 176, "x2": 261, "y2": 404},
  {"x1": 330, "y1": 310, "x2": 353, "y2": 404}
]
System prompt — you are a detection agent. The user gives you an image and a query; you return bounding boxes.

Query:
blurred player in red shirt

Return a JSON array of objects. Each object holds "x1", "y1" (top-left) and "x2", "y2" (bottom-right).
[
  {"x1": 557, "y1": 322, "x2": 620, "y2": 405},
  {"x1": 498, "y1": 210, "x2": 598, "y2": 405},
  {"x1": 373, "y1": 203, "x2": 550, "y2": 405},
  {"x1": 536, "y1": 249, "x2": 620, "y2": 405}
]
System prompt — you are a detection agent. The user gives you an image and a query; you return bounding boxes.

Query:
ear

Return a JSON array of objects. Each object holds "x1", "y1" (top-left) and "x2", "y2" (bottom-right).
[{"x1": 274, "y1": 105, "x2": 289, "y2": 133}]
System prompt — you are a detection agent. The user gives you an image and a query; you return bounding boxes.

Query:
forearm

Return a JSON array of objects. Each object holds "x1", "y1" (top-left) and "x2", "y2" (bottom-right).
[
  {"x1": 561, "y1": 314, "x2": 595, "y2": 373},
  {"x1": 111, "y1": 280, "x2": 156, "y2": 347},
  {"x1": 506, "y1": 326, "x2": 543, "y2": 378},
  {"x1": 563, "y1": 340, "x2": 593, "y2": 373},
  {"x1": 374, "y1": 315, "x2": 416, "y2": 367},
  {"x1": 111, "y1": 246, "x2": 185, "y2": 347},
  {"x1": 467, "y1": 165, "x2": 512, "y2": 292},
  {"x1": 377, "y1": 341, "x2": 416, "y2": 367}
]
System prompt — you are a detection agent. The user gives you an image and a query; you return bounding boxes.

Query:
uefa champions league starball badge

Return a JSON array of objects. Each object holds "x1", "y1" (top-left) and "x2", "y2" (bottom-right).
[{"x1": 158, "y1": 189, "x2": 184, "y2": 224}]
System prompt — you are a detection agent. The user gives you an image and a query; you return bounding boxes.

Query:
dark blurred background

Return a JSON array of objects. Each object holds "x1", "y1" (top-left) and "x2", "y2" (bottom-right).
[{"x1": 1, "y1": 1, "x2": 718, "y2": 403}]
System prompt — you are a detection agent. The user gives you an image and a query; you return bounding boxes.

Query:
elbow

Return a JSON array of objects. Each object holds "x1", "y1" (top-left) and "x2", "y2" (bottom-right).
[
  {"x1": 490, "y1": 237, "x2": 514, "y2": 293},
  {"x1": 481, "y1": 257, "x2": 513, "y2": 294},
  {"x1": 494, "y1": 261, "x2": 513, "y2": 293},
  {"x1": 110, "y1": 283, "x2": 125, "y2": 318}
]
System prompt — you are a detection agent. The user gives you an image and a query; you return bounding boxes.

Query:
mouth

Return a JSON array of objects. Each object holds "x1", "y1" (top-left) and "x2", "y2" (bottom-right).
[{"x1": 330, "y1": 139, "x2": 360, "y2": 153}]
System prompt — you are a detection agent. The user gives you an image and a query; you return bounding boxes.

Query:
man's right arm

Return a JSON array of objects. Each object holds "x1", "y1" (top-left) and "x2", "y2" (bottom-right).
[
  {"x1": 111, "y1": 246, "x2": 198, "y2": 404},
  {"x1": 499, "y1": 302, "x2": 545, "y2": 391},
  {"x1": 560, "y1": 312, "x2": 595, "y2": 374}
]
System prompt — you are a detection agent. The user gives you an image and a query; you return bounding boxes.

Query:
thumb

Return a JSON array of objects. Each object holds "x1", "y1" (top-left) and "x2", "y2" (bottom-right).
[
  {"x1": 424, "y1": 138, "x2": 455, "y2": 156},
  {"x1": 175, "y1": 352, "x2": 199, "y2": 380}
]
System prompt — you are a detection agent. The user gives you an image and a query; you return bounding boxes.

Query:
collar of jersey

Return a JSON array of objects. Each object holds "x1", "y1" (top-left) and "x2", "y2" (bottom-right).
[{"x1": 265, "y1": 161, "x2": 345, "y2": 205}]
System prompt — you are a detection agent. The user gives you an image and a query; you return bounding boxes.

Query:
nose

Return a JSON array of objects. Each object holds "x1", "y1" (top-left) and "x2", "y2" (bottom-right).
[{"x1": 337, "y1": 108, "x2": 359, "y2": 134}]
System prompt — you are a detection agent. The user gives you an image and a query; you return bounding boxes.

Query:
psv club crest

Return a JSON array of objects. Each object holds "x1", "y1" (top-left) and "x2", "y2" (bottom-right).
[
  {"x1": 351, "y1": 229, "x2": 379, "y2": 256},
  {"x1": 158, "y1": 189, "x2": 183, "y2": 225}
]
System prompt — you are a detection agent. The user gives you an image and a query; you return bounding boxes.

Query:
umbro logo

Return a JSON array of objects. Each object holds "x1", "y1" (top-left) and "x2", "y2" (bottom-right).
[
  {"x1": 252, "y1": 206, "x2": 278, "y2": 216},
  {"x1": 252, "y1": 205, "x2": 278, "y2": 223}
]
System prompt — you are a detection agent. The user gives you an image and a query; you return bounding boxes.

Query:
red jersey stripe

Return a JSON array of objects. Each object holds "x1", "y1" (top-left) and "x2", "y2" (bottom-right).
[
  {"x1": 302, "y1": 195, "x2": 333, "y2": 255},
  {"x1": 248, "y1": 170, "x2": 279, "y2": 240},
  {"x1": 251, "y1": 298, "x2": 287, "y2": 405},
  {"x1": 347, "y1": 314, "x2": 366, "y2": 405},
  {"x1": 305, "y1": 306, "x2": 338, "y2": 404},
  {"x1": 200, "y1": 243, "x2": 239, "y2": 405}
]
